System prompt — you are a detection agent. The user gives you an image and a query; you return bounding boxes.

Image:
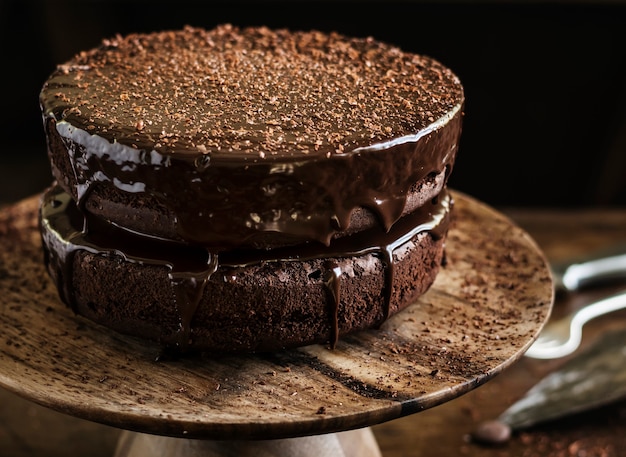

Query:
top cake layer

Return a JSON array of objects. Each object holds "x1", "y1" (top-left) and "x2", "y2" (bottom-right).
[
  {"x1": 40, "y1": 24, "x2": 464, "y2": 248},
  {"x1": 41, "y1": 24, "x2": 463, "y2": 158}
]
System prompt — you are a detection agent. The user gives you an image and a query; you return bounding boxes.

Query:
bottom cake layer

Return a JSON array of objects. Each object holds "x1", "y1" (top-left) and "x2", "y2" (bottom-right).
[{"x1": 40, "y1": 185, "x2": 452, "y2": 354}]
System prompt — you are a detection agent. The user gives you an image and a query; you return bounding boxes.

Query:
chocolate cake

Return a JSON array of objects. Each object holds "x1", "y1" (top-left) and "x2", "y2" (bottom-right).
[{"x1": 38, "y1": 24, "x2": 464, "y2": 354}]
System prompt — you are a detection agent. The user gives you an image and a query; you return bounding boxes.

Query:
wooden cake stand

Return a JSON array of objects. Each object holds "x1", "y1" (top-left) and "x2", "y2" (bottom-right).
[{"x1": 0, "y1": 191, "x2": 553, "y2": 456}]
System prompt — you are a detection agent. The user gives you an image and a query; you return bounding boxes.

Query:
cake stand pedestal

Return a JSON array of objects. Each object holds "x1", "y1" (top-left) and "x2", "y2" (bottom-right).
[
  {"x1": 115, "y1": 427, "x2": 380, "y2": 457},
  {"x1": 0, "y1": 191, "x2": 553, "y2": 457}
]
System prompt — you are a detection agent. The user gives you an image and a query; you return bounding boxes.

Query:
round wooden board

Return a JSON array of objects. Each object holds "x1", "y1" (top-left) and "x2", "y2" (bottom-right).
[{"x1": 0, "y1": 191, "x2": 553, "y2": 441}]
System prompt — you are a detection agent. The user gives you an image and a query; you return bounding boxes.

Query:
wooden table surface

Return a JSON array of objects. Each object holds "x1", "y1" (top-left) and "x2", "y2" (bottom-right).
[{"x1": 1, "y1": 199, "x2": 626, "y2": 457}]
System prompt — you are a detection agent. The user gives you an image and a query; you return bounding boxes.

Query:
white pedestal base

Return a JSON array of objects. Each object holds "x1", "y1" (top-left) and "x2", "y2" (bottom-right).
[{"x1": 114, "y1": 427, "x2": 382, "y2": 457}]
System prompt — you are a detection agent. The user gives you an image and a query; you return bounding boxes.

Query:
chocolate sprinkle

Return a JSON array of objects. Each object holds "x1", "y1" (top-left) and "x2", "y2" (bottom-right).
[{"x1": 41, "y1": 24, "x2": 463, "y2": 157}]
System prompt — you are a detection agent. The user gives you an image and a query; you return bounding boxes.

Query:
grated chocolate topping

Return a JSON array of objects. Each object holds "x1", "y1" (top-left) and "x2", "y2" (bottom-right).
[{"x1": 41, "y1": 24, "x2": 463, "y2": 158}]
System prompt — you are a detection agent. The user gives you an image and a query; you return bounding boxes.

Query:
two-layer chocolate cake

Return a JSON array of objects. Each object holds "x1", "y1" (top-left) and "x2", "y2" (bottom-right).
[{"x1": 38, "y1": 24, "x2": 464, "y2": 354}]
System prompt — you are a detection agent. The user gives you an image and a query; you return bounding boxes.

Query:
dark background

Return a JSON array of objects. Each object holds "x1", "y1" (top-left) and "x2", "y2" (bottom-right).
[{"x1": 1, "y1": 0, "x2": 625, "y2": 208}]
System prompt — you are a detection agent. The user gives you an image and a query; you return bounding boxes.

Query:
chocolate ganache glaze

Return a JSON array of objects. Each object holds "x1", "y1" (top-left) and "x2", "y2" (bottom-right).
[{"x1": 40, "y1": 24, "x2": 464, "y2": 249}]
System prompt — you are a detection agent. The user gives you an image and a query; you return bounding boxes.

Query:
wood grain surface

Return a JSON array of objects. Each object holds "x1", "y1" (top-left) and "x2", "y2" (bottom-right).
[
  {"x1": 373, "y1": 206, "x2": 626, "y2": 457},
  {"x1": 0, "y1": 191, "x2": 552, "y2": 446}
]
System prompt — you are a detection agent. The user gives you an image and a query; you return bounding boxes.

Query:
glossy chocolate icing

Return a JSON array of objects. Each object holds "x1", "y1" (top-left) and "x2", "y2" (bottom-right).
[
  {"x1": 39, "y1": 24, "x2": 463, "y2": 353},
  {"x1": 40, "y1": 25, "x2": 464, "y2": 249},
  {"x1": 41, "y1": 186, "x2": 451, "y2": 351}
]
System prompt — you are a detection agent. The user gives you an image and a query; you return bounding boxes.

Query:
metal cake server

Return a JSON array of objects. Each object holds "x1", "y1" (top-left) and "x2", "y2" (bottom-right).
[
  {"x1": 524, "y1": 290, "x2": 626, "y2": 359},
  {"x1": 523, "y1": 244, "x2": 626, "y2": 359},
  {"x1": 551, "y1": 246, "x2": 626, "y2": 293}
]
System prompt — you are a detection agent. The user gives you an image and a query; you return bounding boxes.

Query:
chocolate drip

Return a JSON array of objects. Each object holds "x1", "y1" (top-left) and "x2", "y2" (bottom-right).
[
  {"x1": 41, "y1": 186, "x2": 451, "y2": 352},
  {"x1": 378, "y1": 246, "x2": 394, "y2": 327},
  {"x1": 324, "y1": 261, "x2": 342, "y2": 348},
  {"x1": 169, "y1": 255, "x2": 218, "y2": 351}
]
